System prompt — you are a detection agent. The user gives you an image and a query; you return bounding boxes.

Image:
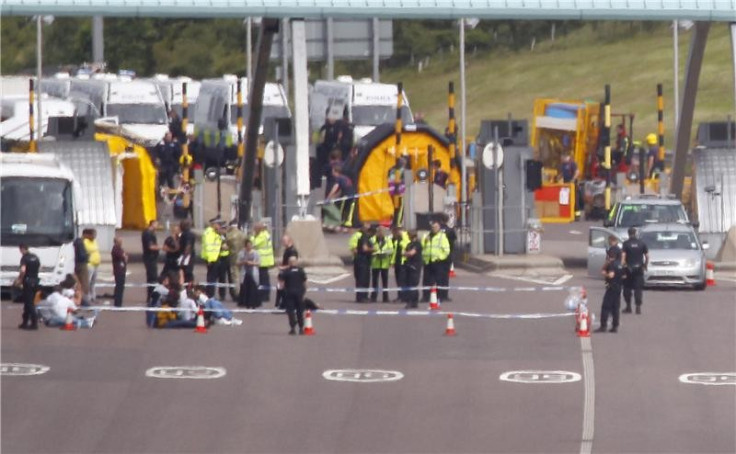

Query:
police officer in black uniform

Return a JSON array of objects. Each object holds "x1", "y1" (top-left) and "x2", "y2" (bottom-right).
[
  {"x1": 622, "y1": 226, "x2": 649, "y2": 314},
  {"x1": 355, "y1": 225, "x2": 375, "y2": 303},
  {"x1": 403, "y1": 230, "x2": 423, "y2": 309},
  {"x1": 278, "y1": 256, "x2": 307, "y2": 335},
  {"x1": 16, "y1": 244, "x2": 40, "y2": 330},
  {"x1": 595, "y1": 247, "x2": 624, "y2": 333},
  {"x1": 141, "y1": 220, "x2": 160, "y2": 303}
]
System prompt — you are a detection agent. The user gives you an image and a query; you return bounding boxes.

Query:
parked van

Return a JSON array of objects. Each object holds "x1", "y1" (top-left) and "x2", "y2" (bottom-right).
[
  {"x1": 193, "y1": 75, "x2": 290, "y2": 168},
  {"x1": 67, "y1": 78, "x2": 169, "y2": 147},
  {"x1": 1, "y1": 95, "x2": 77, "y2": 145},
  {"x1": 310, "y1": 76, "x2": 413, "y2": 143}
]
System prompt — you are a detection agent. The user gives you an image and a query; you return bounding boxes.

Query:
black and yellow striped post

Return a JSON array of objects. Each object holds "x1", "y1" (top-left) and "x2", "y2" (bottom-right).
[
  {"x1": 180, "y1": 82, "x2": 192, "y2": 184},
  {"x1": 29, "y1": 79, "x2": 36, "y2": 152},
  {"x1": 391, "y1": 82, "x2": 405, "y2": 227},
  {"x1": 395, "y1": 82, "x2": 403, "y2": 150},
  {"x1": 237, "y1": 79, "x2": 244, "y2": 160},
  {"x1": 657, "y1": 83, "x2": 665, "y2": 165},
  {"x1": 603, "y1": 84, "x2": 612, "y2": 211},
  {"x1": 447, "y1": 81, "x2": 457, "y2": 159}
]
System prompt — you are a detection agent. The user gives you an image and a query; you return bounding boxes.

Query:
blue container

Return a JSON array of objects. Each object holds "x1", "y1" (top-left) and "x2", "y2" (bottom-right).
[{"x1": 545, "y1": 103, "x2": 582, "y2": 119}]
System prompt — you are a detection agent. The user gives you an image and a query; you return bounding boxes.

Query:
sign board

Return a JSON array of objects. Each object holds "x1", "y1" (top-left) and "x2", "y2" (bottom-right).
[
  {"x1": 271, "y1": 19, "x2": 393, "y2": 61},
  {"x1": 264, "y1": 141, "x2": 284, "y2": 167},
  {"x1": 482, "y1": 142, "x2": 504, "y2": 169},
  {"x1": 527, "y1": 230, "x2": 541, "y2": 254}
]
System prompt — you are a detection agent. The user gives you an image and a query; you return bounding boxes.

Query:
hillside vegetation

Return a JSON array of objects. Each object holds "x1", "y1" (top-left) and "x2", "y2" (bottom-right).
[{"x1": 379, "y1": 23, "x2": 733, "y2": 146}]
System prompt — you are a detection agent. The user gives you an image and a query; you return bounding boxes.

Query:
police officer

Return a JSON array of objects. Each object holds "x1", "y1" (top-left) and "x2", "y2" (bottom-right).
[
  {"x1": 216, "y1": 222, "x2": 233, "y2": 301},
  {"x1": 225, "y1": 220, "x2": 245, "y2": 300},
  {"x1": 141, "y1": 220, "x2": 160, "y2": 302},
  {"x1": 16, "y1": 244, "x2": 40, "y2": 330},
  {"x1": 391, "y1": 226, "x2": 410, "y2": 302},
  {"x1": 251, "y1": 222, "x2": 275, "y2": 302},
  {"x1": 595, "y1": 247, "x2": 624, "y2": 333},
  {"x1": 438, "y1": 213, "x2": 456, "y2": 302},
  {"x1": 278, "y1": 256, "x2": 307, "y2": 335},
  {"x1": 349, "y1": 225, "x2": 367, "y2": 302},
  {"x1": 421, "y1": 219, "x2": 450, "y2": 302},
  {"x1": 201, "y1": 217, "x2": 223, "y2": 297},
  {"x1": 403, "y1": 230, "x2": 423, "y2": 309},
  {"x1": 622, "y1": 226, "x2": 649, "y2": 314},
  {"x1": 355, "y1": 225, "x2": 375, "y2": 303},
  {"x1": 370, "y1": 227, "x2": 393, "y2": 303},
  {"x1": 607, "y1": 234, "x2": 622, "y2": 262},
  {"x1": 276, "y1": 235, "x2": 299, "y2": 309}
]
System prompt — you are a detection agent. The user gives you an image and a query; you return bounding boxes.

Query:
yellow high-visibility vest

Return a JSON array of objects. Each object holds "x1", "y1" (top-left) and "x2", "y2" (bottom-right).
[
  {"x1": 251, "y1": 230, "x2": 274, "y2": 268},
  {"x1": 422, "y1": 231, "x2": 450, "y2": 264},
  {"x1": 370, "y1": 236, "x2": 394, "y2": 269},
  {"x1": 200, "y1": 227, "x2": 222, "y2": 263}
]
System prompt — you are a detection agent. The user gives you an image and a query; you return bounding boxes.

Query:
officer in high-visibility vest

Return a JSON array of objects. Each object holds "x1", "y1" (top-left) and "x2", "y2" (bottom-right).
[
  {"x1": 421, "y1": 219, "x2": 450, "y2": 302},
  {"x1": 391, "y1": 226, "x2": 410, "y2": 302},
  {"x1": 201, "y1": 217, "x2": 223, "y2": 297},
  {"x1": 370, "y1": 226, "x2": 393, "y2": 303},
  {"x1": 251, "y1": 222, "x2": 275, "y2": 302},
  {"x1": 355, "y1": 225, "x2": 375, "y2": 302},
  {"x1": 217, "y1": 224, "x2": 233, "y2": 301}
]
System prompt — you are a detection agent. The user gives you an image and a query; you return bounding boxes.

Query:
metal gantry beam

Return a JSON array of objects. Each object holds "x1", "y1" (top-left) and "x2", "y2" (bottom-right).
[{"x1": 2, "y1": 0, "x2": 735, "y2": 21}]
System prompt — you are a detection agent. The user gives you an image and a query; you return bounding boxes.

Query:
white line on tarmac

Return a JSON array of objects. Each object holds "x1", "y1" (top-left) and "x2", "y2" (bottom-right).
[
  {"x1": 580, "y1": 336, "x2": 595, "y2": 454},
  {"x1": 492, "y1": 273, "x2": 573, "y2": 286},
  {"x1": 308, "y1": 273, "x2": 351, "y2": 285}
]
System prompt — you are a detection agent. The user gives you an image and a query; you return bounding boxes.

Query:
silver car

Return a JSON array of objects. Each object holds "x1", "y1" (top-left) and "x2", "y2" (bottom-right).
[
  {"x1": 603, "y1": 195, "x2": 696, "y2": 239},
  {"x1": 587, "y1": 223, "x2": 708, "y2": 290}
]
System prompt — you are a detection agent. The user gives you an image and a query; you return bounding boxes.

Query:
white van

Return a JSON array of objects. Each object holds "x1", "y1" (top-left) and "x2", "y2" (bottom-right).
[
  {"x1": 67, "y1": 78, "x2": 169, "y2": 147},
  {"x1": 1, "y1": 95, "x2": 77, "y2": 143},
  {"x1": 310, "y1": 76, "x2": 413, "y2": 143},
  {"x1": 193, "y1": 76, "x2": 290, "y2": 167}
]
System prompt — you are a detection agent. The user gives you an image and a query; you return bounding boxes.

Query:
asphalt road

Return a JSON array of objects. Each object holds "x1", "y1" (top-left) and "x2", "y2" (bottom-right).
[{"x1": 2, "y1": 260, "x2": 735, "y2": 454}]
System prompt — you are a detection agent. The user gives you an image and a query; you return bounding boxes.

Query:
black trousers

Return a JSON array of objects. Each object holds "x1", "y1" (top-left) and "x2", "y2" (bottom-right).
[
  {"x1": 355, "y1": 260, "x2": 371, "y2": 302},
  {"x1": 437, "y1": 259, "x2": 451, "y2": 300},
  {"x1": 284, "y1": 292, "x2": 305, "y2": 329},
  {"x1": 144, "y1": 259, "x2": 158, "y2": 302},
  {"x1": 422, "y1": 262, "x2": 442, "y2": 301},
  {"x1": 623, "y1": 268, "x2": 644, "y2": 308},
  {"x1": 205, "y1": 261, "x2": 219, "y2": 297},
  {"x1": 217, "y1": 257, "x2": 233, "y2": 301},
  {"x1": 371, "y1": 268, "x2": 389, "y2": 302},
  {"x1": 114, "y1": 270, "x2": 126, "y2": 307},
  {"x1": 21, "y1": 281, "x2": 38, "y2": 327},
  {"x1": 394, "y1": 264, "x2": 405, "y2": 302},
  {"x1": 258, "y1": 267, "x2": 271, "y2": 302},
  {"x1": 405, "y1": 265, "x2": 421, "y2": 307},
  {"x1": 600, "y1": 286, "x2": 621, "y2": 328}
]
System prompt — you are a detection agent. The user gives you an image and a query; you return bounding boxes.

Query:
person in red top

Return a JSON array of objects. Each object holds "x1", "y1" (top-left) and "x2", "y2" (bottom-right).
[{"x1": 111, "y1": 237, "x2": 128, "y2": 307}]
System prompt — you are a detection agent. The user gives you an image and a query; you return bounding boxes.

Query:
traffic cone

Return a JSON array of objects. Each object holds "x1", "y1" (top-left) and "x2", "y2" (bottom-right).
[
  {"x1": 444, "y1": 313, "x2": 456, "y2": 336},
  {"x1": 194, "y1": 306, "x2": 207, "y2": 333},
  {"x1": 449, "y1": 264, "x2": 457, "y2": 278},
  {"x1": 576, "y1": 311, "x2": 591, "y2": 338},
  {"x1": 303, "y1": 310, "x2": 315, "y2": 335},
  {"x1": 429, "y1": 285, "x2": 441, "y2": 311},
  {"x1": 706, "y1": 261, "x2": 716, "y2": 286},
  {"x1": 61, "y1": 307, "x2": 76, "y2": 331}
]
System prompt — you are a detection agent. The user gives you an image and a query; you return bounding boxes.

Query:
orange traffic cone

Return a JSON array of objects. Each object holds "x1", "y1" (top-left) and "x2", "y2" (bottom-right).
[
  {"x1": 304, "y1": 310, "x2": 315, "y2": 335},
  {"x1": 576, "y1": 310, "x2": 591, "y2": 338},
  {"x1": 706, "y1": 261, "x2": 716, "y2": 286},
  {"x1": 429, "y1": 285, "x2": 441, "y2": 311},
  {"x1": 61, "y1": 307, "x2": 76, "y2": 331},
  {"x1": 449, "y1": 264, "x2": 457, "y2": 278},
  {"x1": 194, "y1": 306, "x2": 207, "y2": 333},
  {"x1": 444, "y1": 313, "x2": 456, "y2": 336}
]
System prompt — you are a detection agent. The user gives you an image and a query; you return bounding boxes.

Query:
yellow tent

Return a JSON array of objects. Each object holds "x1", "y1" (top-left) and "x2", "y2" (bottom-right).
[
  {"x1": 96, "y1": 133, "x2": 158, "y2": 229},
  {"x1": 349, "y1": 124, "x2": 461, "y2": 223}
]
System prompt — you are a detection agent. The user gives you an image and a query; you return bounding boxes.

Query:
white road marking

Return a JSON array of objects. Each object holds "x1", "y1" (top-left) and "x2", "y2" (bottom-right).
[
  {"x1": 491, "y1": 272, "x2": 573, "y2": 286},
  {"x1": 580, "y1": 337, "x2": 595, "y2": 454},
  {"x1": 323, "y1": 369, "x2": 403, "y2": 383},
  {"x1": 679, "y1": 372, "x2": 736, "y2": 385},
  {"x1": 499, "y1": 370, "x2": 581, "y2": 384},
  {"x1": 569, "y1": 230, "x2": 583, "y2": 235},
  {"x1": 0, "y1": 363, "x2": 50, "y2": 376},
  {"x1": 308, "y1": 273, "x2": 351, "y2": 285},
  {"x1": 145, "y1": 366, "x2": 226, "y2": 379}
]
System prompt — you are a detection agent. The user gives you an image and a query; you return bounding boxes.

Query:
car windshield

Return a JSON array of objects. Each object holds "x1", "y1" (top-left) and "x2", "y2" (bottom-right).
[
  {"x1": 171, "y1": 103, "x2": 196, "y2": 119},
  {"x1": 229, "y1": 105, "x2": 290, "y2": 125},
  {"x1": 640, "y1": 231, "x2": 699, "y2": 250},
  {"x1": 352, "y1": 105, "x2": 399, "y2": 126},
  {"x1": 106, "y1": 103, "x2": 168, "y2": 125},
  {"x1": 1, "y1": 178, "x2": 75, "y2": 246},
  {"x1": 615, "y1": 203, "x2": 687, "y2": 227}
]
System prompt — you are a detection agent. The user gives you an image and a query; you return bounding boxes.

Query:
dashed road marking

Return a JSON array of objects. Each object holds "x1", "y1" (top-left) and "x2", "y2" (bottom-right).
[
  {"x1": 499, "y1": 370, "x2": 581, "y2": 384},
  {"x1": 1, "y1": 363, "x2": 50, "y2": 376},
  {"x1": 145, "y1": 366, "x2": 226, "y2": 379},
  {"x1": 679, "y1": 372, "x2": 736, "y2": 386},
  {"x1": 323, "y1": 369, "x2": 403, "y2": 383}
]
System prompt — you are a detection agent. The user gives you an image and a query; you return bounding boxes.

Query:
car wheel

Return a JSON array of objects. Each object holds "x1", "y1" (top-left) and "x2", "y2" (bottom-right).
[{"x1": 694, "y1": 282, "x2": 706, "y2": 291}]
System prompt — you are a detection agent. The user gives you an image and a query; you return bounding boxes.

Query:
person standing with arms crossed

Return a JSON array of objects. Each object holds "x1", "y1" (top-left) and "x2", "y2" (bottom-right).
[
  {"x1": 141, "y1": 220, "x2": 160, "y2": 303},
  {"x1": 251, "y1": 222, "x2": 275, "y2": 303},
  {"x1": 595, "y1": 247, "x2": 624, "y2": 333},
  {"x1": 622, "y1": 226, "x2": 649, "y2": 314},
  {"x1": 16, "y1": 244, "x2": 40, "y2": 330},
  {"x1": 111, "y1": 237, "x2": 128, "y2": 308}
]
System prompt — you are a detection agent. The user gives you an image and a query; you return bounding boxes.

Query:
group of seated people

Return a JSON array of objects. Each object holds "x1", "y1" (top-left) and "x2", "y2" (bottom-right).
[
  {"x1": 37, "y1": 274, "x2": 98, "y2": 329},
  {"x1": 146, "y1": 271, "x2": 244, "y2": 328}
]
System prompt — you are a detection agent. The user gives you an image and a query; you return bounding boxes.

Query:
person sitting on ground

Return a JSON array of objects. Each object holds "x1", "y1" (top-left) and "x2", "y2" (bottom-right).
[
  {"x1": 39, "y1": 274, "x2": 97, "y2": 328},
  {"x1": 192, "y1": 284, "x2": 243, "y2": 326}
]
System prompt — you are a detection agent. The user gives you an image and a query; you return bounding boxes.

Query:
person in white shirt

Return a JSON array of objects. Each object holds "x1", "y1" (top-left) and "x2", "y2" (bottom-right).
[{"x1": 39, "y1": 275, "x2": 97, "y2": 328}]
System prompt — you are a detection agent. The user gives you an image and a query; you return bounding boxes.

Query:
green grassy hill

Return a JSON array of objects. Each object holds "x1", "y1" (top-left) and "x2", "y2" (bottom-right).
[{"x1": 381, "y1": 23, "x2": 733, "y2": 147}]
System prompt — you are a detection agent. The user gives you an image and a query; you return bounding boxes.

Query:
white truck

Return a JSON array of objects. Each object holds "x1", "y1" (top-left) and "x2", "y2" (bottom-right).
[
  {"x1": 67, "y1": 77, "x2": 169, "y2": 147},
  {"x1": 193, "y1": 75, "x2": 291, "y2": 168},
  {"x1": 309, "y1": 76, "x2": 413, "y2": 143},
  {"x1": 0, "y1": 153, "x2": 80, "y2": 290}
]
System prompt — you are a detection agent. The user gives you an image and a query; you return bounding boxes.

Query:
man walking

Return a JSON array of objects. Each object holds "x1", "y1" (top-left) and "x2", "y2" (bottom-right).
[
  {"x1": 622, "y1": 226, "x2": 649, "y2": 314},
  {"x1": 279, "y1": 256, "x2": 308, "y2": 335},
  {"x1": 141, "y1": 220, "x2": 160, "y2": 302},
  {"x1": 16, "y1": 244, "x2": 40, "y2": 330},
  {"x1": 595, "y1": 247, "x2": 624, "y2": 333}
]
